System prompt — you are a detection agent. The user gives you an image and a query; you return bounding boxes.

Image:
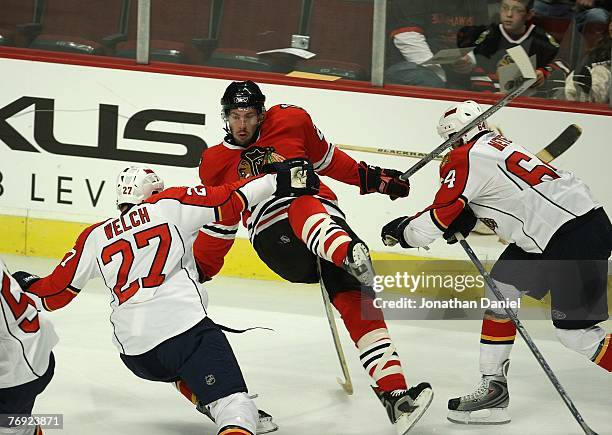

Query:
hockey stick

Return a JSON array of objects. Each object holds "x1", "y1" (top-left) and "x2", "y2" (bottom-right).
[
  {"x1": 337, "y1": 124, "x2": 582, "y2": 164},
  {"x1": 337, "y1": 144, "x2": 444, "y2": 161},
  {"x1": 398, "y1": 46, "x2": 537, "y2": 181},
  {"x1": 535, "y1": 124, "x2": 582, "y2": 164},
  {"x1": 455, "y1": 232, "x2": 599, "y2": 435},
  {"x1": 317, "y1": 258, "x2": 354, "y2": 395}
]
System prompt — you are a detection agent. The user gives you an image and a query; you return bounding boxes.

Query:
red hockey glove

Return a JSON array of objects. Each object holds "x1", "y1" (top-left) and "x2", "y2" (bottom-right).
[{"x1": 357, "y1": 162, "x2": 410, "y2": 200}]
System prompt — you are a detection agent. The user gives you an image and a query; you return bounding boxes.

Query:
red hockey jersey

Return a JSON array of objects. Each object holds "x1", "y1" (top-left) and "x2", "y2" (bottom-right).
[{"x1": 195, "y1": 104, "x2": 362, "y2": 278}]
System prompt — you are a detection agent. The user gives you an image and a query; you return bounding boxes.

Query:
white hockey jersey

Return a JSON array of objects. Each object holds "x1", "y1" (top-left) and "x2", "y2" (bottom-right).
[
  {"x1": 0, "y1": 259, "x2": 58, "y2": 388},
  {"x1": 404, "y1": 131, "x2": 599, "y2": 253},
  {"x1": 28, "y1": 175, "x2": 277, "y2": 355}
]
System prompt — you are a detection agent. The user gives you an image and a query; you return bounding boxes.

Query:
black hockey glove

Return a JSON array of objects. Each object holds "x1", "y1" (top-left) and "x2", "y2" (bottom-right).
[
  {"x1": 12, "y1": 271, "x2": 41, "y2": 290},
  {"x1": 357, "y1": 161, "x2": 410, "y2": 200},
  {"x1": 443, "y1": 206, "x2": 477, "y2": 244},
  {"x1": 262, "y1": 158, "x2": 320, "y2": 197},
  {"x1": 381, "y1": 216, "x2": 414, "y2": 248}
]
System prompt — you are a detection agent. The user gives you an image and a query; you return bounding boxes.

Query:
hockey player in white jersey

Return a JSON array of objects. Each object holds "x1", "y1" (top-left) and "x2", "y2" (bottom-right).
[
  {"x1": 11, "y1": 161, "x2": 318, "y2": 435},
  {"x1": 0, "y1": 258, "x2": 58, "y2": 435},
  {"x1": 381, "y1": 100, "x2": 612, "y2": 425}
]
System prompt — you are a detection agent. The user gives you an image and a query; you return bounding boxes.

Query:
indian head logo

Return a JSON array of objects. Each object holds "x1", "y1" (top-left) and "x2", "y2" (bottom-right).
[{"x1": 237, "y1": 146, "x2": 285, "y2": 178}]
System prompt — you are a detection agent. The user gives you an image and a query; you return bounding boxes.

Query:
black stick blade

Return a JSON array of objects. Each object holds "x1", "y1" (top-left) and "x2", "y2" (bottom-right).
[{"x1": 536, "y1": 124, "x2": 582, "y2": 163}]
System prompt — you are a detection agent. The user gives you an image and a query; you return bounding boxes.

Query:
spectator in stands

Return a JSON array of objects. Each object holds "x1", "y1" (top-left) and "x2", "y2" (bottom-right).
[
  {"x1": 384, "y1": 0, "x2": 489, "y2": 89},
  {"x1": 534, "y1": 0, "x2": 611, "y2": 33},
  {"x1": 468, "y1": 0, "x2": 565, "y2": 95},
  {"x1": 565, "y1": 16, "x2": 611, "y2": 102}
]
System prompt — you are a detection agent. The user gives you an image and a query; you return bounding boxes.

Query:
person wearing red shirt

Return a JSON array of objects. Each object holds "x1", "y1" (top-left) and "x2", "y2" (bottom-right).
[{"x1": 193, "y1": 80, "x2": 433, "y2": 434}]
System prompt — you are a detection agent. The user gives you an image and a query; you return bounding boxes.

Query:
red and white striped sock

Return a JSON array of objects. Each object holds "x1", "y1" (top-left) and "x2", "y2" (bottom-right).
[
  {"x1": 333, "y1": 291, "x2": 408, "y2": 391},
  {"x1": 288, "y1": 196, "x2": 352, "y2": 267}
]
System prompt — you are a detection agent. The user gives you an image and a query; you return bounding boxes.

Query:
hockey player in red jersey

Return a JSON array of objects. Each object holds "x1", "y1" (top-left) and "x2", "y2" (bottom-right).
[
  {"x1": 193, "y1": 80, "x2": 433, "y2": 434},
  {"x1": 1, "y1": 259, "x2": 57, "y2": 435},
  {"x1": 11, "y1": 163, "x2": 317, "y2": 435},
  {"x1": 381, "y1": 100, "x2": 612, "y2": 425}
]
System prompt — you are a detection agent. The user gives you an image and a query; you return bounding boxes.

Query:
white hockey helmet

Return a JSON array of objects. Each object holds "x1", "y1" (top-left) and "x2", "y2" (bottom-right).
[
  {"x1": 116, "y1": 166, "x2": 164, "y2": 209},
  {"x1": 437, "y1": 100, "x2": 490, "y2": 144}
]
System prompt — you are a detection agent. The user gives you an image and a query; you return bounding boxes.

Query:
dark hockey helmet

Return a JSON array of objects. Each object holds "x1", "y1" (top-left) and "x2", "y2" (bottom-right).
[{"x1": 221, "y1": 80, "x2": 266, "y2": 118}]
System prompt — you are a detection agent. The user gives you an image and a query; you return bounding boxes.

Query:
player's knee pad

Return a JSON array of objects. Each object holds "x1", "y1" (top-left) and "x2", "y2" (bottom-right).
[
  {"x1": 207, "y1": 392, "x2": 257, "y2": 435},
  {"x1": 555, "y1": 325, "x2": 606, "y2": 358},
  {"x1": 485, "y1": 280, "x2": 523, "y2": 316}
]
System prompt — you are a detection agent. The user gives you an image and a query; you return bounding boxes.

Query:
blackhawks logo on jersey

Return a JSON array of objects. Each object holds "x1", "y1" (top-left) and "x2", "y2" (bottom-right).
[{"x1": 237, "y1": 146, "x2": 285, "y2": 179}]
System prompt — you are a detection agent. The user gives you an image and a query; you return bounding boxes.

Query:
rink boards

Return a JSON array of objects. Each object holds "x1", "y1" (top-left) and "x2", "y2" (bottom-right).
[{"x1": 0, "y1": 53, "x2": 610, "y2": 303}]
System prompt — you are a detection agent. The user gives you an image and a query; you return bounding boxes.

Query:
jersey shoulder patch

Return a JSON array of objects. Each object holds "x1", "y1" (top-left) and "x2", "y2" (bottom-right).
[
  {"x1": 440, "y1": 152, "x2": 452, "y2": 170},
  {"x1": 440, "y1": 143, "x2": 472, "y2": 175}
]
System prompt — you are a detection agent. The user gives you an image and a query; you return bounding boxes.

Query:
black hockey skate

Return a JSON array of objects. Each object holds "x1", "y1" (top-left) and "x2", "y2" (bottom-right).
[
  {"x1": 373, "y1": 382, "x2": 434, "y2": 435},
  {"x1": 343, "y1": 240, "x2": 375, "y2": 286},
  {"x1": 447, "y1": 359, "x2": 510, "y2": 425}
]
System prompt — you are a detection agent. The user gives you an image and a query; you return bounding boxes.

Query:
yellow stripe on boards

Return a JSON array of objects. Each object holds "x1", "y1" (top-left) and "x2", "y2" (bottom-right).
[
  {"x1": 0, "y1": 215, "x2": 27, "y2": 255},
  {"x1": 1, "y1": 214, "x2": 610, "y2": 314}
]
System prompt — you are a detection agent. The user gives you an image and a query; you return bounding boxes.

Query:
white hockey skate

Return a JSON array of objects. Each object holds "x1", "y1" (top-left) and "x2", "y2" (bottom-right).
[
  {"x1": 343, "y1": 240, "x2": 375, "y2": 287},
  {"x1": 197, "y1": 402, "x2": 278, "y2": 434},
  {"x1": 373, "y1": 382, "x2": 434, "y2": 435},
  {"x1": 254, "y1": 409, "x2": 278, "y2": 434},
  {"x1": 447, "y1": 359, "x2": 511, "y2": 425}
]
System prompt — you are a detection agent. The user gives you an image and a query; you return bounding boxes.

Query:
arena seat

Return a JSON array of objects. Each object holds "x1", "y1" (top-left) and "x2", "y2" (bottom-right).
[
  {"x1": 294, "y1": 0, "x2": 374, "y2": 81},
  {"x1": 203, "y1": 0, "x2": 302, "y2": 73},
  {"x1": 27, "y1": 0, "x2": 128, "y2": 56},
  {"x1": 0, "y1": 0, "x2": 40, "y2": 47},
  {"x1": 114, "y1": 0, "x2": 214, "y2": 64}
]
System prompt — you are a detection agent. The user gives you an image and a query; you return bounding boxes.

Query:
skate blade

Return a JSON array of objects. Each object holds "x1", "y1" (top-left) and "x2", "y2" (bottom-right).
[
  {"x1": 256, "y1": 420, "x2": 279, "y2": 434},
  {"x1": 447, "y1": 408, "x2": 511, "y2": 425},
  {"x1": 395, "y1": 387, "x2": 434, "y2": 435}
]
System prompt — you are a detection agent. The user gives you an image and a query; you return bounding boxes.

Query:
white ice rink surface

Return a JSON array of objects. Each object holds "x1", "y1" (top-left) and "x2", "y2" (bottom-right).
[{"x1": 3, "y1": 254, "x2": 610, "y2": 435}]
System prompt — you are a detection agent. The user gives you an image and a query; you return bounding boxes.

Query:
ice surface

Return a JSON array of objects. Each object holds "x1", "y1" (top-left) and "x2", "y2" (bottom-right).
[{"x1": 2, "y1": 254, "x2": 610, "y2": 435}]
